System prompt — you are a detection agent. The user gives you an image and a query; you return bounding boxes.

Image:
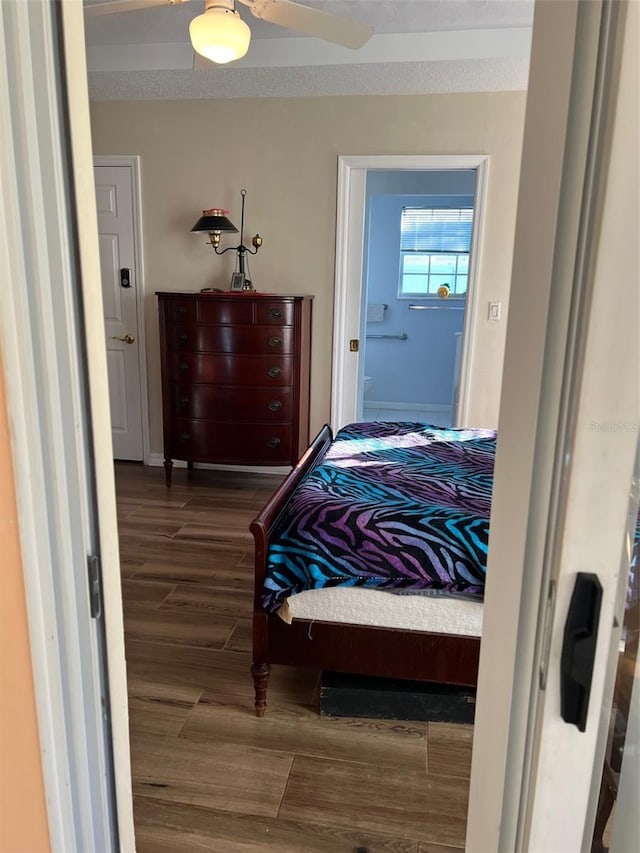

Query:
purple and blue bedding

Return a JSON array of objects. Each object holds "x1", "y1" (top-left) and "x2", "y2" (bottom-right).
[{"x1": 262, "y1": 421, "x2": 496, "y2": 614}]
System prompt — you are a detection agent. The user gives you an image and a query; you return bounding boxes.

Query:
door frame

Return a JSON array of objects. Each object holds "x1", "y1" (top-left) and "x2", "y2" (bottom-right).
[
  {"x1": 515, "y1": 0, "x2": 636, "y2": 846},
  {"x1": 94, "y1": 154, "x2": 151, "y2": 465},
  {"x1": 467, "y1": 0, "x2": 635, "y2": 849},
  {"x1": 331, "y1": 153, "x2": 488, "y2": 431},
  {"x1": 0, "y1": 2, "x2": 135, "y2": 850}
]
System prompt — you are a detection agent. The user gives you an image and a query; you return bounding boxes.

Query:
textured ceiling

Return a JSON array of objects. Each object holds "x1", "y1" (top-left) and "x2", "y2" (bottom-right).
[
  {"x1": 84, "y1": 0, "x2": 535, "y2": 44},
  {"x1": 85, "y1": 0, "x2": 534, "y2": 100}
]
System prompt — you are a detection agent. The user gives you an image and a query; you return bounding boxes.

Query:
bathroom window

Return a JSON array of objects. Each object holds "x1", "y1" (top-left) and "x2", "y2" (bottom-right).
[{"x1": 399, "y1": 207, "x2": 473, "y2": 298}]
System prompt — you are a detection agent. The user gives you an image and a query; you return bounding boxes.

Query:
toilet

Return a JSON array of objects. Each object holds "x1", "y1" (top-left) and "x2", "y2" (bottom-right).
[{"x1": 363, "y1": 375, "x2": 373, "y2": 396}]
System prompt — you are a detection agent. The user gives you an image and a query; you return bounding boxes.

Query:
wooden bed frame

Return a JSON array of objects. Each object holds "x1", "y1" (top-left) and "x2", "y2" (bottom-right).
[{"x1": 249, "y1": 424, "x2": 481, "y2": 717}]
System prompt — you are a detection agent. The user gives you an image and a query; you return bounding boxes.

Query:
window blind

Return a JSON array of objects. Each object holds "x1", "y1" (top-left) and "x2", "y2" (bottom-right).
[{"x1": 400, "y1": 207, "x2": 473, "y2": 253}]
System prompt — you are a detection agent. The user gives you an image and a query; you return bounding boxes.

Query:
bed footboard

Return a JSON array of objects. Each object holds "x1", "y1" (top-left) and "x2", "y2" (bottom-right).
[{"x1": 250, "y1": 424, "x2": 333, "y2": 715}]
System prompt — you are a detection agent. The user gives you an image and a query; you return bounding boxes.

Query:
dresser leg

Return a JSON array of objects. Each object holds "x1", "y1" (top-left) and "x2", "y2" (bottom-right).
[
  {"x1": 163, "y1": 458, "x2": 173, "y2": 487},
  {"x1": 251, "y1": 662, "x2": 271, "y2": 717}
]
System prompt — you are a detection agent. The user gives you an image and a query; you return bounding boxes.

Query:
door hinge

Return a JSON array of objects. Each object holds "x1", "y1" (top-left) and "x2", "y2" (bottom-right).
[
  {"x1": 349, "y1": 339, "x2": 359, "y2": 352},
  {"x1": 88, "y1": 555, "x2": 102, "y2": 619}
]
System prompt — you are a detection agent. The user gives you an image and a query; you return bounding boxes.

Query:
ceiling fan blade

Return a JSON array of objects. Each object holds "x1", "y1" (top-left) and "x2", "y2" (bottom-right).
[
  {"x1": 244, "y1": 0, "x2": 373, "y2": 49},
  {"x1": 83, "y1": 0, "x2": 190, "y2": 17}
]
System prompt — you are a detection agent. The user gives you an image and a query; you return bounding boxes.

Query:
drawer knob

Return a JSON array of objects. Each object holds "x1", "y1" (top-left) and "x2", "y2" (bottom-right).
[
  {"x1": 267, "y1": 366, "x2": 282, "y2": 378},
  {"x1": 268, "y1": 335, "x2": 282, "y2": 347},
  {"x1": 179, "y1": 432, "x2": 190, "y2": 443},
  {"x1": 267, "y1": 437, "x2": 281, "y2": 449},
  {"x1": 178, "y1": 397, "x2": 189, "y2": 409},
  {"x1": 178, "y1": 362, "x2": 189, "y2": 372},
  {"x1": 177, "y1": 333, "x2": 188, "y2": 345},
  {"x1": 268, "y1": 400, "x2": 282, "y2": 412},
  {"x1": 175, "y1": 306, "x2": 187, "y2": 316},
  {"x1": 268, "y1": 308, "x2": 282, "y2": 319}
]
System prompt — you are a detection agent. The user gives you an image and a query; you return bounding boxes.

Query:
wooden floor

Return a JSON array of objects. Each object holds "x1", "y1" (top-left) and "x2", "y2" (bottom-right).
[{"x1": 116, "y1": 462, "x2": 472, "y2": 852}]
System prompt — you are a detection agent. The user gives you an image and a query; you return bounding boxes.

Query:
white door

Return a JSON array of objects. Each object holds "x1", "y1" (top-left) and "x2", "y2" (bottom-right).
[
  {"x1": 467, "y1": 0, "x2": 638, "y2": 849},
  {"x1": 520, "y1": 0, "x2": 638, "y2": 847},
  {"x1": 95, "y1": 163, "x2": 144, "y2": 460}
]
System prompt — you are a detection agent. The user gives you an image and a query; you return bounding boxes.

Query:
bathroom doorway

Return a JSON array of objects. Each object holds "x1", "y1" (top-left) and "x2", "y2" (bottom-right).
[
  {"x1": 331, "y1": 155, "x2": 488, "y2": 432},
  {"x1": 360, "y1": 169, "x2": 474, "y2": 426}
]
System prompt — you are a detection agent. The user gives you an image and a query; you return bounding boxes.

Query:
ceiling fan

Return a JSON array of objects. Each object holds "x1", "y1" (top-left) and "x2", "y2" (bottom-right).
[{"x1": 85, "y1": 0, "x2": 374, "y2": 65}]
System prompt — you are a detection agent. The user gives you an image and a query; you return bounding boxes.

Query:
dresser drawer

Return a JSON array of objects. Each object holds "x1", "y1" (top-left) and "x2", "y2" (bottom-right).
[
  {"x1": 164, "y1": 299, "x2": 197, "y2": 323},
  {"x1": 170, "y1": 384, "x2": 294, "y2": 422},
  {"x1": 197, "y1": 298, "x2": 254, "y2": 325},
  {"x1": 170, "y1": 419, "x2": 293, "y2": 463},
  {"x1": 255, "y1": 301, "x2": 295, "y2": 326},
  {"x1": 167, "y1": 352, "x2": 293, "y2": 385},
  {"x1": 167, "y1": 324, "x2": 293, "y2": 355}
]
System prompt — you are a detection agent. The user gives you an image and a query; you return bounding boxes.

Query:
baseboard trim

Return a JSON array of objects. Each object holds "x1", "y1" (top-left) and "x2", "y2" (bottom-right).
[{"x1": 146, "y1": 453, "x2": 291, "y2": 476}]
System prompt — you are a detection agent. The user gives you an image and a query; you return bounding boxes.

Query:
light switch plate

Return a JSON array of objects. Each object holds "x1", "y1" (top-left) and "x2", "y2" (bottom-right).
[{"x1": 489, "y1": 301, "x2": 502, "y2": 321}]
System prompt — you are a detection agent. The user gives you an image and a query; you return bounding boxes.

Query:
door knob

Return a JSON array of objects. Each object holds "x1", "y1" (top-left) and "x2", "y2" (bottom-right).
[{"x1": 112, "y1": 333, "x2": 135, "y2": 344}]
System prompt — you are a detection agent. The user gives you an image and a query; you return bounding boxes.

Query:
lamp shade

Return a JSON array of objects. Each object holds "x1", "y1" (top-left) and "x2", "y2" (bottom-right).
[
  {"x1": 189, "y1": 7, "x2": 251, "y2": 65},
  {"x1": 191, "y1": 208, "x2": 238, "y2": 233}
]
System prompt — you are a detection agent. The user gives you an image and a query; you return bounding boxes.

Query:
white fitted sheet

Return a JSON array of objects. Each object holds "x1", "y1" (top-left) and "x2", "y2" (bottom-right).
[{"x1": 278, "y1": 587, "x2": 483, "y2": 637}]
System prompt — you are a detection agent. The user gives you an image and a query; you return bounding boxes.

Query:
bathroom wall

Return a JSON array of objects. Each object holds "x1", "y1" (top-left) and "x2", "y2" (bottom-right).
[{"x1": 363, "y1": 170, "x2": 475, "y2": 406}]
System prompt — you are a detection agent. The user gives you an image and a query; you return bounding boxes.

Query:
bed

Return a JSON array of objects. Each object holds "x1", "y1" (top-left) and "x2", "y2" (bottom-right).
[{"x1": 249, "y1": 420, "x2": 496, "y2": 716}]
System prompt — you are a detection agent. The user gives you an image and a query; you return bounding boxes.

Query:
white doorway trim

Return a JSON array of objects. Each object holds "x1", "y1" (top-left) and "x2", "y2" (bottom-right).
[
  {"x1": 331, "y1": 154, "x2": 488, "y2": 431},
  {"x1": 0, "y1": 1, "x2": 134, "y2": 849},
  {"x1": 94, "y1": 154, "x2": 151, "y2": 465}
]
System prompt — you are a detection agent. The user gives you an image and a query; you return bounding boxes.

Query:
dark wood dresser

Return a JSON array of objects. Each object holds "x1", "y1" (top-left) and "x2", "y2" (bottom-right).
[{"x1": 157, "y1": 291, "x2": 313, "y2": 486}]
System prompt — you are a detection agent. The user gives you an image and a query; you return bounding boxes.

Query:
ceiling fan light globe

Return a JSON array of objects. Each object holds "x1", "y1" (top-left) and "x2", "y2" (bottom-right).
[{"x1": 189, "y1": 8, "x2": 251, "y2": 65}]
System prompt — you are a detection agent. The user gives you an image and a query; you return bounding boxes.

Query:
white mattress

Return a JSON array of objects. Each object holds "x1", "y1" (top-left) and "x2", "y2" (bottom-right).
[{"x1": 278, "y1": 587, "x2": 483, "y2": 637}]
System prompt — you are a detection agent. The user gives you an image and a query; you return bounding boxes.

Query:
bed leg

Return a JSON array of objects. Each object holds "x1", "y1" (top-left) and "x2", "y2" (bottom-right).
[{"x1": 251, "y1": 662, "x2": 271, "y2": 717}]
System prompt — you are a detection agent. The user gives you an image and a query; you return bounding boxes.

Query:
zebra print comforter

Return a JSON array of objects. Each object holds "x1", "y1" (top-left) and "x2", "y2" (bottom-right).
[{"x1": 262, "y1": 421, "x2": 496, "y2": 614}]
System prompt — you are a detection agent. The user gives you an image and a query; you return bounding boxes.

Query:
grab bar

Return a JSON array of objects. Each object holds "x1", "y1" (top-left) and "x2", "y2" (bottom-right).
[
  {"x1": 366, "y1": 332, "x2": 408, "y2": 340},
  {"x1": 408, "y1": 304, "x2": 464, "y2": 311}
]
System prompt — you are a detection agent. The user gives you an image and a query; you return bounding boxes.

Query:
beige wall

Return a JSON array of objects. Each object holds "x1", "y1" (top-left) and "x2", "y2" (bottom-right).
[
  {"x1": 0, "y1": 360, "x2": 51, "y2": 853},
  {"x1": 90, "y1": 92, "x2": 526, "y2": 452}
]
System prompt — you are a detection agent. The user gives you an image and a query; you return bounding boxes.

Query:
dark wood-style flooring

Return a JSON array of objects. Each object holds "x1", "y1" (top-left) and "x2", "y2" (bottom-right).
[{"x1": 116, "y1": 461, "x2": 471, "y2": 852}]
